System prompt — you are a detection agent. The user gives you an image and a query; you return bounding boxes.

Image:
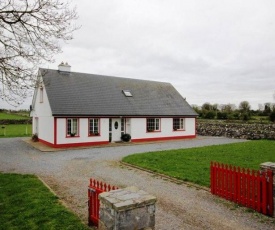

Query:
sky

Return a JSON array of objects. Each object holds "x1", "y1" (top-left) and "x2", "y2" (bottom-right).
[{"x1": 2, "y1": 0, "x2": 275, "y2": 110}]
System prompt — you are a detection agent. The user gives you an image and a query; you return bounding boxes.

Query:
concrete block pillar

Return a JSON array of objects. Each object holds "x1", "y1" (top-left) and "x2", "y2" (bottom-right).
[
  {"x1": 260, "y1": 162, "x2": 275, "y2": 217},
  {"x1": 98, "y1": 186, "x2": 157, "y2": 230}
]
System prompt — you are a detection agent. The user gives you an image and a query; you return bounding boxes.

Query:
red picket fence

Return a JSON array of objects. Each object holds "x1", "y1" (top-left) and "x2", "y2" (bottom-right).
[
  {"x1": 88, "y1": 178, "x2": 119, "y2": 227},
  {"x1": 211, "y1": 162, "x2": 273, "y2": 216}
]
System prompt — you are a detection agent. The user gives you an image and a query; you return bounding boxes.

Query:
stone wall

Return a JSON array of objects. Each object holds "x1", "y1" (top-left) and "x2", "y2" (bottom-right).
[{"x1": 197, "y1": 122, "x2": 275, "y2": 140}]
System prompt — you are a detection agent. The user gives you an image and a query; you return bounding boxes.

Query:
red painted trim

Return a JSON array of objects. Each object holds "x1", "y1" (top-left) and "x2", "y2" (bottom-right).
[
  {"x1": 54, "y1": 117, "x2": 57, "y2": 145},
  {"x1": 39, "y1": 138, "x2": 56, "y2": 148},
  {"x1": 38, "y1": 138, "x2": 109, "y2": 148},
  {"x1": 132, "y1": 135, "x2": 196, "y2": 143},
  {"x1": 53, "y1": 115, "x2": 198, "y2": 118}
]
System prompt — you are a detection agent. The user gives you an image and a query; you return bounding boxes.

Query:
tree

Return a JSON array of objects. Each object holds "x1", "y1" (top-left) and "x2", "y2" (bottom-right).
[
  {"x1": 219, "y1": 103, "x2": 236, "y2": 113},
  {"x1": 239, "y1": 101, "x2": 251, "y2": 112},
  {"x1": 0, "y1": 0, "x2": 79, "y2": 106},
  {"x1": 201, "y1": 102, "x2": 212, "y2": 111},
  {"x1": 238, "y1": 101, "x2": 251, "y2": 120},
  {"x1": 264, "y1": 103, "x2": 272, "y2": 115}
]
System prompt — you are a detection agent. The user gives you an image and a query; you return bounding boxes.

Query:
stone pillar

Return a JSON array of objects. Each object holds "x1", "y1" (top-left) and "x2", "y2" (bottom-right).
[
  {"x1": 98, "y1": 186, "x2": 157, "y2": 230},
  {"x1": 260, "y1": 162, "x2": 275, "y2": 217}
]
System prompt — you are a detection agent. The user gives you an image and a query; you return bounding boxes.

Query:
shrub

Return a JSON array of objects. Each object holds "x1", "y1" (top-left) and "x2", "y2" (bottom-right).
[
  {"x1": 270, "y1": 112, "x2": 275, "y2": 122},
  {"x1": 204, "y1": 111, "x2": 215, "y2": 119},
  {"x1": 32, "y1": 133, "x2": 39, "y2": 142},
  {"x1": 121, "y1": 133, "x2": 131, "y2": 142},
  {"x1": 217, "y1": 112, "x2": 228, "y2": 120}
]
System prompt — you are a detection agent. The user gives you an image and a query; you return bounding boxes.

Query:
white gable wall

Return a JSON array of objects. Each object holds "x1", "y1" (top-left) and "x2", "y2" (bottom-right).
[{"x1": 31, "y1": 80, "x2": 54, "y2": 144}]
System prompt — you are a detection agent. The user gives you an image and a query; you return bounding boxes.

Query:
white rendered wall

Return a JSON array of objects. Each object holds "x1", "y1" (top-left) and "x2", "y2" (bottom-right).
[
  {"x1": 56, "y1": 118, "x2": 109, "y2": 145},
  {"x1": 31, "y1": 82, "x2": 54, "y2": 143},
  {"x1": 130, "y1": 118, "x2": 196, "y2": 140}
]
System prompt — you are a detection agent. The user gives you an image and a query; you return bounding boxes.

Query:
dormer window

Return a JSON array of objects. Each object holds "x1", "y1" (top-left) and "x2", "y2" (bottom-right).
[{"x1": 122, "y1": 90, "x2": 132, "y2": 97}]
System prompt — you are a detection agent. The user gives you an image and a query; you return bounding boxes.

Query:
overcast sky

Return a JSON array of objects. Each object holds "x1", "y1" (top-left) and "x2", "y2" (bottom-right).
[{"x1": 2, "y1": 0, "x2": 275, "y2": 110}]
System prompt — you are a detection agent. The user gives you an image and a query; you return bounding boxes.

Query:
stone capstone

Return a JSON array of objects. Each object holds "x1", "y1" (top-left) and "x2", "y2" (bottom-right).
[{"x1": 99, "y1": 186, "x2": 157, "y2": 230}]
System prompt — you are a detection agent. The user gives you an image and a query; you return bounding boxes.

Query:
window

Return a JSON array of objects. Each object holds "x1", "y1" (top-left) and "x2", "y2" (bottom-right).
[
  {"x1": 39, "y1": 87, "x2": 43, "y2": 103},
  {"x1": 122, "y1": 90, "x2": 132, "y2": 97},
  {"x1": 89, "y1": 118, "x2": 99, "y2": 135},
  {"x1": 173, "y1": 118, "x2": 185, "y2": 130},
  {"x1": 121, "y1": 118, "x2": 125, "y2": 136},
  {"x1": 67, "y1": 118, "x2": 78, "y2": 136},
  {"x1": 147, "y1": 118, "x2": 160, "y2": 132}
]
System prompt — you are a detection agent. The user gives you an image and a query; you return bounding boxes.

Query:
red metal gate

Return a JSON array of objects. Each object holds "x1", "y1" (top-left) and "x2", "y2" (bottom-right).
[
  {"x1": 211, "y1": 162, "x2": 273, "y2": 216},
  {"x1": 88, "y1": 178, "x2": 118, "y2": 227}
]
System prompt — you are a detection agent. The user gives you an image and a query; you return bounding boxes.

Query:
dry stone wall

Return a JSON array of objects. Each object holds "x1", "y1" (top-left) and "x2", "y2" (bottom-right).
[{"x1": 197, "y1": 122, "x2": 275, "y2": 140}]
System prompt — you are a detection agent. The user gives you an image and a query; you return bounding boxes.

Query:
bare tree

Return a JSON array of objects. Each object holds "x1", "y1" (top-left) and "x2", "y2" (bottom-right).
[
  {"x1": 238, "y1": 101, "x2": 251, "y2": 112},
  {"x1": 0, "y1": 0, "x2": 79, "y2": 106},
  {"x1": 219, "y1": 103, "x2": 236, "y2": 113}
]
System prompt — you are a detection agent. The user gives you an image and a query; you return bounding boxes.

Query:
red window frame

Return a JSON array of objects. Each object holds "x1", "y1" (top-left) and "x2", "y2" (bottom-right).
[
  {"x1": 146, "y1": 118, "x2": 161, "y2": 132},
  {"x1": 88, "y1": 118, "x2": 101, "y2": 136},
  {"x1": 66, "y1": 118, "x2": 79, "y2": 137}
]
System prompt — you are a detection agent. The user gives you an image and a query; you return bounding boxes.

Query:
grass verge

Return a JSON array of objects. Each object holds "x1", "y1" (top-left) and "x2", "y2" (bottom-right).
[
  {"x1": 0, "y1": 173, "x2": 89, "y2": 230},
  {"x1": 122, "y1": 140, "x2": 275, "y2": 187}
]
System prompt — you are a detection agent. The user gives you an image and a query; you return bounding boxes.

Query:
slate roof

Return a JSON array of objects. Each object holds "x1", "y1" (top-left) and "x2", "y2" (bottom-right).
[{"x1": 39, "y1": 68, "x2": 198, "y2": 117}]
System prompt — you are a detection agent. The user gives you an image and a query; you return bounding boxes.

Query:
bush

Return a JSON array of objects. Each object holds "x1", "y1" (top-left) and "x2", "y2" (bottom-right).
[
  {"x1": 270, "y1": 112, "x2": 275, "y2": 122},
  {"x1": 32, "y1": 133, "x2": 39, "y2": 142},
  {"x1": 203, "y1": 111, "x2": 215, "y2": 119},
  {"x1": 217, "y1": 112, "x2": 228, "y2": 120},
  {"x1": 121, "y1": 133, "x2": 131, "y2": 142}
]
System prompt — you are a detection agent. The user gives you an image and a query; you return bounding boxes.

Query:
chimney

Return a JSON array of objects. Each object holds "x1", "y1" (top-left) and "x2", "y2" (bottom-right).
[{"x1": 58, "y1": 61, "x2": 71, "y2": 73}]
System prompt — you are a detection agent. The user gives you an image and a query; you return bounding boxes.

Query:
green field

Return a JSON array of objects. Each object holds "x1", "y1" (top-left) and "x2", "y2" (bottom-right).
[
  {"x1": 122, "y1": 140, "x2": 275, "y2": 187},
  {"x1": 0, "y1": 124, "x2": 32, "y2": 137},
  {"x1": 0, "y1": 112, "x2": 29, "y2": 120},
  {"x1": 0, "y1": 173, "x2": 89, "y2": 230}
]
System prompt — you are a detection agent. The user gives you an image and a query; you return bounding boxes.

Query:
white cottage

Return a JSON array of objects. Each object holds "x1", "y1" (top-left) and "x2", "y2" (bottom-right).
[{"x1": 30, "y1": 63, "x2": 198, "y2": 148}]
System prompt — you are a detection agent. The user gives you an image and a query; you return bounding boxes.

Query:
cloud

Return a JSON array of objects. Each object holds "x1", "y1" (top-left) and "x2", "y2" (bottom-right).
[{"x1": 1, "y1": 0, "x2": 275, "y2": 110}]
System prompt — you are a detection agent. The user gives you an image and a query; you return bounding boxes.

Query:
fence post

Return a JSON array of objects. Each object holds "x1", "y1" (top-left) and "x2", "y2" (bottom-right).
[{"x1": 260, "y1": 162, "x2": 275, "y2": 217}]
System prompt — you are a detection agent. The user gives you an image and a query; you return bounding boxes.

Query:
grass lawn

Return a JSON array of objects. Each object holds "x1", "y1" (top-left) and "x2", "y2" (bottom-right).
[
  {"x1": 0, "y1": 173, "x2": 89, "y2": 230},
  {"x1": 122, "y1": 140, "x2": 275, "y2": 187},
  {"x1": 0, "y1": 124, "x2": 32, "y2": 137},
  {"x1": 0, "y1": 112, "x2": 28, "y2": 120}
]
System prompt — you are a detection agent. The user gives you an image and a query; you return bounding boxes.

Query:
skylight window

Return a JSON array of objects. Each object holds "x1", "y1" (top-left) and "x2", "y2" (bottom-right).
[{"x1": 122, "y1": 90, "x2": 132, "y2": 97}]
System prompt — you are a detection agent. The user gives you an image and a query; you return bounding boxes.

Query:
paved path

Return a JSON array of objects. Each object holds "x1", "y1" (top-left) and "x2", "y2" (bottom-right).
[{"x1": 0, "y1": 137, "x2": 274, "y2": 229}]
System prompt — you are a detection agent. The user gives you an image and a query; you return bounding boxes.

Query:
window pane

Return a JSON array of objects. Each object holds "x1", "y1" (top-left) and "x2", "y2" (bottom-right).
[
  {"x1": 147, "y1": 118, "x2": 160, "y2": 131},
  {"x1": 173, "y1": 118, "x2": 180, "y2": 130},
  {"x1": 67, "y1": 119, "x2": 71, "y2": 135},
  {"x1": 89, "y1": 119, "x2": 99, "y2": 134},
  {"x1": 109, "y1": 119, "x2": 112, "y2": 132},
  {"x1": 121, "y1": 118, "x2": 124, "y2": 132},
  {"x1": 147, "y1": 118, "x2": 155, "y2": 131},
  {"x1": 72, "y1": 119, "x2": 78, "y2": 134},
  {"x1": 155, "y1": 119, "x2": 159, "y2": 130},
  {"x1": 94, "y1": 119, "x2": 98, "y2": 132}
]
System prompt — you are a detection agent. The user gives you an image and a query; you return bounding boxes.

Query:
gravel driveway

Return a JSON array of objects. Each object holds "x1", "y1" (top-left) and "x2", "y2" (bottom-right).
[{"x1": 0, "y1": 136, "x2": 274, "y2": 230}]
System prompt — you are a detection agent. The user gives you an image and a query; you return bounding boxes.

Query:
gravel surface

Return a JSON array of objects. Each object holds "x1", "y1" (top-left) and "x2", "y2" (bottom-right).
[{"x1": 0, "y1": 136, "x2": 274, "y2": 229}]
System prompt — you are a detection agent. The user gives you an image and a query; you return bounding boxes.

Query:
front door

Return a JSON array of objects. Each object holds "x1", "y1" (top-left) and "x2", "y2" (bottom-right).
[{"x1": 112, "y1": 118, "x2": 121, "y2": 142}]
